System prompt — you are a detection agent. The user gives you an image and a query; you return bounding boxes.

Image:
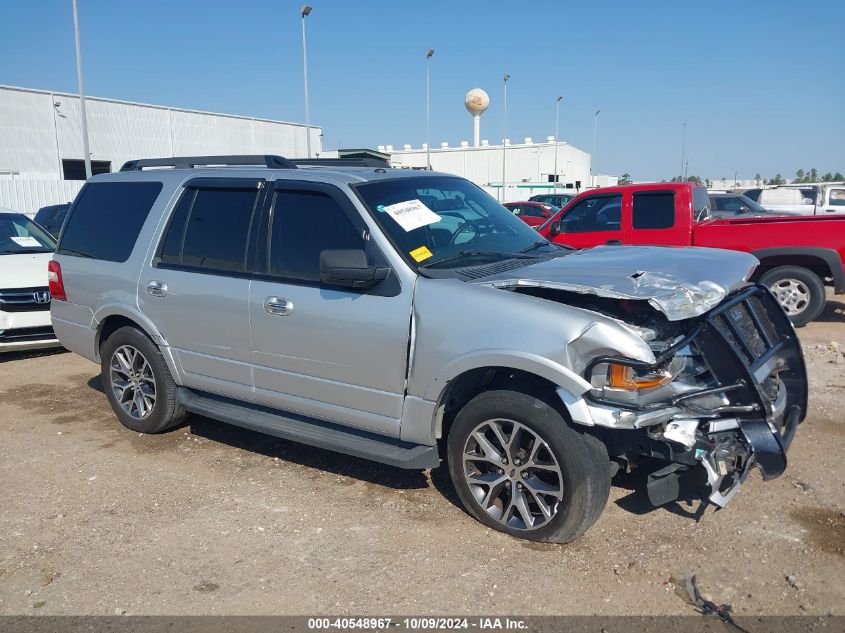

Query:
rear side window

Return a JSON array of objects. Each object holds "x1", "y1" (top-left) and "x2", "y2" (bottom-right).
[
  {"x1": 58, "y1": 181, "x2": 162, "y2": 261},
  {"x1": 632, "y1": 191, "x2": 675, "y2": 229},
  {"x1": 158, "y1": 186, "x2": 260, "y2": 272},
  {"x1": 269, "y1": 190, "x2": 364, "y2": 281}
]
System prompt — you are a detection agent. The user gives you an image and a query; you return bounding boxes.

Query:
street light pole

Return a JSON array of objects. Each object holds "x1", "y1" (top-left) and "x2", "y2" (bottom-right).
[
  {"x1": 554, "y1": 96, "x2": 562, "y2": 193},
  {"x1": 501, "y1": 74, "x2": 510, "y2": 202},
  {"x1": 71, "y1": 0, "x2": 92, "y2": 179},
  {"x1": 426, "y1": 49, "x2": 434, "y2": 170},
  {"x1": 301, "y1": 5, "x2": 312, "y2": 159},
  {"x1": 680, "y1": 122, "x2": 687, "y2": 180},
  {"x1": 591, "y1": 110, "x2": 600, "y2": 187}
]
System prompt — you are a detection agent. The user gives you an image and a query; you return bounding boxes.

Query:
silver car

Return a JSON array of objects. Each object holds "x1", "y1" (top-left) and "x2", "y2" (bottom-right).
[{"x1": 50, "y1": 155, "x2": 807, "y2": 543}]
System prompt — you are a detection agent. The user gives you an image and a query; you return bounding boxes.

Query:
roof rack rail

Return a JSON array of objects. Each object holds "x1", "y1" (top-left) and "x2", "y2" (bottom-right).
[
  {"x1": 120, "y1": 155, "x2": 297, "y2": 172},
  {"x1": 292, "y1": 157, "x2": 389, "y2": 168}
]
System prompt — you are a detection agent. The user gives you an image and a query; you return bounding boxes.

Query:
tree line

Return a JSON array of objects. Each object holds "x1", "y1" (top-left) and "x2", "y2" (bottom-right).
[{"x1": 617, "y1": 170, "x2": 843, "y2": 187}]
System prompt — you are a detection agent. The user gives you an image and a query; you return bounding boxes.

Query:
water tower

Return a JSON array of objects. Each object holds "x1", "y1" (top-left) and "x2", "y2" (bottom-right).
[{"x1": 464, "y1": 88, "x2": 489, "y2": 147}]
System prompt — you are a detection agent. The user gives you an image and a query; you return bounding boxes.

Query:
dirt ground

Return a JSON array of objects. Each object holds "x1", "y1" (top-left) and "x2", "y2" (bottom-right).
[{"x1": 0, "y1": 300, "x2": 843, "y2": 616}]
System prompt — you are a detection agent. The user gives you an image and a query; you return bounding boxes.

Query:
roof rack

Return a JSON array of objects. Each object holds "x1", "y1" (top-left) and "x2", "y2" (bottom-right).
[
  {"x1": 120, "y1": 155, "x2": 297, "y2": 171},
  {"x1": 292, "y1": 157, "x2": 389, "y2": 168}
]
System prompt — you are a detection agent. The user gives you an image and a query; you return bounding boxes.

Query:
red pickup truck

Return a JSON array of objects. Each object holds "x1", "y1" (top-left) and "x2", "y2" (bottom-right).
[{"x1": 537, "y1": 182, "x2": 845, "y2": 325}]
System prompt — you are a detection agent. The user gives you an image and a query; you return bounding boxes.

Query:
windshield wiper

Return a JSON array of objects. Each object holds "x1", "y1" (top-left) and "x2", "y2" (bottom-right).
[
  {"x1": 520, "y1": 240, "x2": 572, "y2": 253},
  {"x1": 4, "y1": 248, "x2": 52, "y2": 254},
  {"x1": 419, "y1": 250, "x2": 538, "y2": 269}
]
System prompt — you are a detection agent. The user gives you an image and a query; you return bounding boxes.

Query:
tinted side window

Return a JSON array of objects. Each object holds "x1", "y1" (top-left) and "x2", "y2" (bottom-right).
[
  {"x1": 559, "y1": 195, "x2": 622, "y2": 233},
  {"x1": 270, "y1": 190, "x2": 364, "y2": 280},
  {"x1": 692, "y1": 186, "x2": 712, "y2": 221},
  {"x1": 179, "y1": 189, "x2": 259, "y2": 272},
  {"x1": 58, "y1": 182, "x2": 162, "y2": 261},
  {"x1": 158, "y1": 190, "x2": 195, "y2": 264},
  {"x1": 632, "y1": 191, "x2": 675, "y2": 229}
]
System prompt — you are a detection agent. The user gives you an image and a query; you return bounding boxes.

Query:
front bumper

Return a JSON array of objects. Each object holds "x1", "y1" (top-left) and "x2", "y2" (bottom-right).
[
  {"x1": 0, "y1": 308, "x2": 59, "y2": 353},
  {"x1": 571, "y1": 285, "x2": 808, "y2": 507}
]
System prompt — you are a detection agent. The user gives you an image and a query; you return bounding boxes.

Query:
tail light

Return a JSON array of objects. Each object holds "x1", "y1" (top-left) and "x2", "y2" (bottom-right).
[{"x1": 47, "y1": 260, "x2": 67, "y2": 301}]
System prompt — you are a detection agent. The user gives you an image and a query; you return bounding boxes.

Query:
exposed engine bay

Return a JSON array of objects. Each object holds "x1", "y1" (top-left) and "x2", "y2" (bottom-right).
[{"x1": 513, "y1": 283, "x2": 807, "y2": 509}]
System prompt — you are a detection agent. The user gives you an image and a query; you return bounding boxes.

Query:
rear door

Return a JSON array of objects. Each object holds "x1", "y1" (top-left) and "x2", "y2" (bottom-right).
[
  {"x1": 138, "y1": 178, "x2": 264, "y2": 399},
  {"x1": 547, "y1": 193, "x2": 624, "y2": 248},
  {"x1": 247, "y1": 180, "x2": 411, "y2": 438},
  {"x1": 623, "y1": 189, "x2": 685, "y2": 245}
]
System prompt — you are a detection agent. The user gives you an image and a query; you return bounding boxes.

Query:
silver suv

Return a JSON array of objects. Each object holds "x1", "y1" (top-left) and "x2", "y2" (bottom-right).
[{"x1": 50, "y1": 155, "x2": 807, "y2": 543}]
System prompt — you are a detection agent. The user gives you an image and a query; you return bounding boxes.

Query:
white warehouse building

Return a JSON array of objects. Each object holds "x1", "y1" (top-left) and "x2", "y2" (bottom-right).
[
  {"x1": 378, "y1": 137, "x2": 617, "y2": 202},
  {"x1": 0, "y1": 84, "x2": 321, "y2": 216}
]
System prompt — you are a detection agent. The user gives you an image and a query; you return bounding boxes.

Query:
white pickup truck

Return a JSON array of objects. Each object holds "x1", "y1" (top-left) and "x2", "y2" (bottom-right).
[{"x1": 745, "y1": 183, "x2": 845, "y2": 215}]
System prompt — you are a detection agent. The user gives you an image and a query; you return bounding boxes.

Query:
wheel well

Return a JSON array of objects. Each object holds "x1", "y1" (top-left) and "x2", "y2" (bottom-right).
[
  {"x1": 436, "y1": 367, "x2": 560, "y2": 442},
  {"x1": 753, "y1": 256, "x2": 831, "y2": 284},
  {"x1": 96, "y1": 315, "x2": 144, "y2": 355}
]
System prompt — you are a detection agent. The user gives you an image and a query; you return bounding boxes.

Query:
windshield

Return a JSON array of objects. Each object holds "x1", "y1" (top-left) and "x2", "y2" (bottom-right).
[
  {"x1": 355, "y1": 176, "x2": 556, "y2": 269},
  {"x1": 0, "y1": 214, "x2": 56, "y2": 255}
]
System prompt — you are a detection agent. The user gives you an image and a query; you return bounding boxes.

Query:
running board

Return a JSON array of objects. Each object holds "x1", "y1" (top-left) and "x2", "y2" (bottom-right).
[{"x1": 178, "y1": 388, "x2": 440, "y2": 470}]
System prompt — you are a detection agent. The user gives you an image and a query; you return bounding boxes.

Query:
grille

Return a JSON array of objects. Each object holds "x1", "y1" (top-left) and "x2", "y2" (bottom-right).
[
  {"x1": 0, "y1": 326, "x2": 55, "y2": 343},
  {"x1": 709, "y1": 289, "x2": 782, "y2": 366},
  {"x1": 0, "y1": 287, "x2": 52, "y2": 312}
]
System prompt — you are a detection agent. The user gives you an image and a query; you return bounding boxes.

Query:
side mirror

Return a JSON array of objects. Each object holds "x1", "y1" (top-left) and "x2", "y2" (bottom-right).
[
  {"x1": 547, "y1": 220, "x2": 561, "y2": 236},
  {"x1": 320, "y1": 249, "x2": 390, "y2": 289}
]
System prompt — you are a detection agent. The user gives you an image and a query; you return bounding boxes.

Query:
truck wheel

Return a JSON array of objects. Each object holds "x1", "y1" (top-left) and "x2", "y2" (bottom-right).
[
  {"x1": 447, "y1": 389, "x2": 610, "y2": 543},
  {"x1": 100, "y1": 326, "x2": 187, "y2": 434},
  {"x1": 759, "y1": 266, "x2": 826, "y2": 326}
]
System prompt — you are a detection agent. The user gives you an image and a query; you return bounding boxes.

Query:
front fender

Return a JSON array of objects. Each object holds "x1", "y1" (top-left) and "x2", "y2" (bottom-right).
[{"x1": 422, "y1": 349, "x2": 592, "y2": 403}]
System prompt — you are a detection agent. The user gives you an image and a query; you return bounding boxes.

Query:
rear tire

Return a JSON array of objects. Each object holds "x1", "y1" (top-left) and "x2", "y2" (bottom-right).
[
  {"x1": 100, "y1": 326, "x2": 186, "y2": 434},
  {"x1": 759, "y1": 265, "x2": 826, "y2": 326},
  {"x1": 447, "y1": 389, "x2": 610, "y2": 543}
]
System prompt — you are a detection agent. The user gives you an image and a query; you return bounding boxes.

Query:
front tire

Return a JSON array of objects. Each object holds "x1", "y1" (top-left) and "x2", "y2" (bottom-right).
[
  {"x1": 100, "y1": 326, "x2": 186, "y2": 434},
  {"x1": 759, "y1": 265, "x2": 826, "y2": 326},
  {"x1": 447, "y1": 389, "x2": 610, "y2": 543}
]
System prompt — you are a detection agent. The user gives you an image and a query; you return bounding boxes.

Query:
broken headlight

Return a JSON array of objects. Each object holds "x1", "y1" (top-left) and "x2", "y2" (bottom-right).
[{"x1": 589, "y1": 356, "x2": 688, "y2": 406}]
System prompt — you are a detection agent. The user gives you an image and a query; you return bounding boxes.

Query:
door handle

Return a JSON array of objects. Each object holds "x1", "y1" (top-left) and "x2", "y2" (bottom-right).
[
  {"x1": 146, "y1": 280, "x2": 168, "y2": 297},
  {"x1": 264, "y1": 296, "x2": 294, "y2": 316},
  {"x1": 606, "y1": 239, "x2": 623, "y2": 245}
]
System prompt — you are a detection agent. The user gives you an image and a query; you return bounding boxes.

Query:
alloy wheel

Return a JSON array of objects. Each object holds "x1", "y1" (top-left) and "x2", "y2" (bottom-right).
[
  {"x1": 462, "y1": 418, "x2": 564, "y2": 531},
  {"x1": 109, "y1": 344, "x2": 156, "y2": 419},
  {"x1": 770, "y1": 278, "x2": 810, "y2": 316}
]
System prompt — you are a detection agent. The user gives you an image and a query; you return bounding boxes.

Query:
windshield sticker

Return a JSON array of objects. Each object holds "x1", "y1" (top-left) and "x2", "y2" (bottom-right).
[
  {"x1": 383, "y1": 199, "x2": 441, "y2": 232},
  {"x1": 11, "y1": 236, "x2": 41, "y2": 247},
  {"x1": 409, "y1": 245, "x2": 433, "y2": 262}
]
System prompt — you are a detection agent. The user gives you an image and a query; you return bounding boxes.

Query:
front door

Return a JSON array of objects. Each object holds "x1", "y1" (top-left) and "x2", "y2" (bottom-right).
[
  {"x1": 138, "y1": 178, "x2": 264, "y2": 399},
  {"x1": 248, "y1": 181, "x2": 412, "y2": 438}
]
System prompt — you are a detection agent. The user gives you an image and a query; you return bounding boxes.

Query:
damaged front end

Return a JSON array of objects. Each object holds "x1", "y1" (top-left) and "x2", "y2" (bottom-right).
[{"x1": 569, "y1": 285, "x2": 807, "y2": 508}]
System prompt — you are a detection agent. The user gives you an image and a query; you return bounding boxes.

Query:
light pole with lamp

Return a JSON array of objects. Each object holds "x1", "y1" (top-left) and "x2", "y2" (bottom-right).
[
  {"x1": 553, "y1": 95, "x2": 562, "y2": 192},
  {"x1": 501, "y1": 74, "x2": 510, "y2": 202},
  {"x1": 426, "y1": 49, "x2": 434, "y2": 170},
  {"x1": 301, "y1": 5, "x2": 313, "y2": 159}
]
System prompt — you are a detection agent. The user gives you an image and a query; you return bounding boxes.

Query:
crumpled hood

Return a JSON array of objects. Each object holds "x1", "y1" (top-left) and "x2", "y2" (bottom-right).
[
  {"x1": 475, "y1": 245, "x2": 759, "y2": 321},
  {"x1": 0, "y1": 252, "x2": 53, "y2": 289}
]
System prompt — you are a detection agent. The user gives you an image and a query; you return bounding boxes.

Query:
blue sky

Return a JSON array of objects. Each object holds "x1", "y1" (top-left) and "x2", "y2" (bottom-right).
[{"x1": 1, "y1": 0, "x2": 842, "y2": 180}]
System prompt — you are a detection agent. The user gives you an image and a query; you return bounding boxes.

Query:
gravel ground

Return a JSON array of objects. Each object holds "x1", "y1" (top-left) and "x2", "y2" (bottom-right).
[{"x1": 0, "y1": 300, "x2": 843, "y2": 616}]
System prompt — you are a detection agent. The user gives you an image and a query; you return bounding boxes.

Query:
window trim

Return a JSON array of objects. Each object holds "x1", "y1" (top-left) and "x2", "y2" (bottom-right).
[
  {"x1": 631, "y1": 189, "x2": 676, "y2": 230},
  {"x1": 152, "y1": 177, "x2": 265, "y2": 277}
]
